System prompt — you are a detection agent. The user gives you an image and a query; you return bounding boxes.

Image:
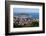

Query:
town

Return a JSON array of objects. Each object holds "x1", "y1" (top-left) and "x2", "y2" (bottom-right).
[{"x1": 13, "y1": 15, "x2": 39, "y2": 28}]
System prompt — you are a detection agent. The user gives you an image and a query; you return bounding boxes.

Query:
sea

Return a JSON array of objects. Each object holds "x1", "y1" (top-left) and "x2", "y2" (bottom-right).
[{"x1": 13, "y1": 13, "x2": 39, "y2": 19}]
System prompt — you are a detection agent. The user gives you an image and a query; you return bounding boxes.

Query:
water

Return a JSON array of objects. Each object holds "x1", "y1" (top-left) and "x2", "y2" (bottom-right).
[{"x1": 13, "y1": 13, "x2": 39, "y2": 19}]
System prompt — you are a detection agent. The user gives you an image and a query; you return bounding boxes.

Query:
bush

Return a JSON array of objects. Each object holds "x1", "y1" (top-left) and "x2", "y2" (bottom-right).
[{"x1": 31, "y1": 21, "x2": 39, "y2": 27}]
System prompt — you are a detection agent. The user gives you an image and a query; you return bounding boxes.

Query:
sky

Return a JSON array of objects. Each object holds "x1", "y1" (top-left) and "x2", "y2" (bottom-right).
[{"x1": 13, "y1": 8, "x2": 39, "y2": 13}]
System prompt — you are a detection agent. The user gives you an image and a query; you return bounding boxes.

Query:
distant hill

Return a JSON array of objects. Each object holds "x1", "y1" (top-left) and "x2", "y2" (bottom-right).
[{"x1": 14, "y1": 13, "x2": 39, "y2": 19}]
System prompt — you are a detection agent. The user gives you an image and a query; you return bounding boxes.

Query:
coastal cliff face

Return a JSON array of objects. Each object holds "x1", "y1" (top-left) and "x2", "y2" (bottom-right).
[{"x1": 13, "y1": 15, "x2": 39, "y2": 28}]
